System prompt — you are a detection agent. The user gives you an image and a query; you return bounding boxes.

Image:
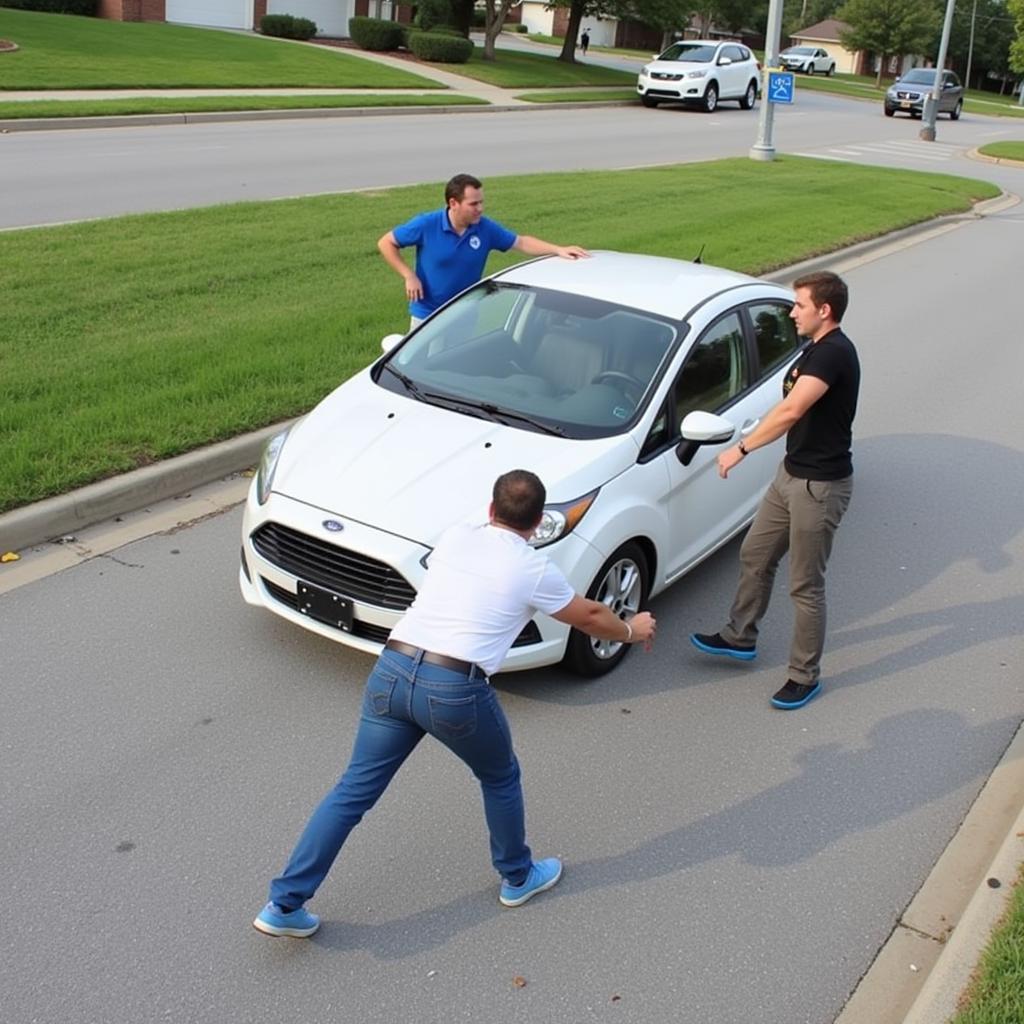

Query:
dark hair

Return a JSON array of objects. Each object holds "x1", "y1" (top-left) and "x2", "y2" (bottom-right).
[
  {"x1": 493, "y1": 470, "x2": 545, "y2": 531},
  {"x1": 793, "y1": 271, "x2": 848, "y2": 323},
  {"x1": 445, "y1": 173, "x2": 482, "y2": 205}
]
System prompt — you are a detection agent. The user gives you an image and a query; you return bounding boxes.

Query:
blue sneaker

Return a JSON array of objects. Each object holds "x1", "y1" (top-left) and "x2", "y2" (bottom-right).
[
  {"x1": 771, "y1": 680, "x2": 821, "y2": 710},
  {"x1": 253, "y1": 902, "x2": 320, "y2": 938},
  {"x1": 690, "y1": 632, "x2": 757, "y2": 661},
  {"x1": 499, "y1": 858, "x2": 563, "y2": 908}
]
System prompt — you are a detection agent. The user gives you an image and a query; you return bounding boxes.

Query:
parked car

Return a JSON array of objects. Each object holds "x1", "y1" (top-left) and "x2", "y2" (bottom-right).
[
  {"x1": 884, "y1": 68, "x2": 963, "y2": 119},
  {"x1": 637, "y1": 39, "x2": 760, "y2": 113},
  {"x1": 779, "y1": 46, "x2": 835, "y2": 76},
  {"x1": 239, "y1": 252, "x2": 805, "y2": 676}
]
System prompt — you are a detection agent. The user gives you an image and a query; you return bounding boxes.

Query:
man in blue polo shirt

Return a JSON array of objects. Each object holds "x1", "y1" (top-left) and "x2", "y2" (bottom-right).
[{"x1": 377, "y1": 172, "x2": 589, "y2": 328}]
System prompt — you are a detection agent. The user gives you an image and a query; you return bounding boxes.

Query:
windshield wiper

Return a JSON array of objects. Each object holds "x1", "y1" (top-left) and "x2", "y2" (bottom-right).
[
  {"x1": 421, "y1": 393, "x2": 565, "y2": 436},
  {"x1": 381, "y1": 363, "x2": 426, "y2": 401}
]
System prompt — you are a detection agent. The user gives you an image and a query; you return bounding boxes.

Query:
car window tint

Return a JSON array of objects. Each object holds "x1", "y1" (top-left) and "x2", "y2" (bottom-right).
[
  {"x1": 748, "y1": 302, "x2": 799, "y2": 376},
  {"x1": 673, "y1": 312, "x2": 746, "y2": 422}
]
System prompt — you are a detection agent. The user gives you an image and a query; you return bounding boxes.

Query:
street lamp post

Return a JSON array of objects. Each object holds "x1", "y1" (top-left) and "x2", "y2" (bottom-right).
[
  {"x1": 750, "y1": 0, "x2": 784, "y2": 160},
  {"x1": 921, "y1": 0, "x2": 958, "y2": 142}
]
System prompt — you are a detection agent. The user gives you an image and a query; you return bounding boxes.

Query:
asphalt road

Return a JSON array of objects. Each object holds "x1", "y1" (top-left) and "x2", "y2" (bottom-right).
[
  {"x1": 3, "y1": 115, "x2": 1024, "y2": 1022},
  {"x1": 2, "y1": 89, "x2": 1022, "y2": 229}
]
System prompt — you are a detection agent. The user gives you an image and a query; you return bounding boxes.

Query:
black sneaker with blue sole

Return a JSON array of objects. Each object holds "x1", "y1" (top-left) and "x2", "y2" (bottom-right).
[{"x1": 690, "y1": 632, "x2": 757, "y2": 661}]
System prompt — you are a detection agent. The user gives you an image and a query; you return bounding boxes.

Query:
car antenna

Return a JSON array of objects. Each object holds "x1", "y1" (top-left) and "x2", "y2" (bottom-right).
[{"x1": 693, "y1": 244, "x2": 705, "y2": 265}]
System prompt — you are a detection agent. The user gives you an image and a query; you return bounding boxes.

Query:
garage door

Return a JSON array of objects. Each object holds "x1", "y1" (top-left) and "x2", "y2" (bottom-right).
[
  {"x1": 166, "y1": 0, "x2": 253, "y2": 30},
  {"x1": 268, "y1": 0, "x2": 357, "y2": 38}
]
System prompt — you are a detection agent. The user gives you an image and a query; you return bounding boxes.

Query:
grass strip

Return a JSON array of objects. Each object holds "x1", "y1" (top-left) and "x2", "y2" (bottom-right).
[
  {"x1": 0, "y1": 93, "x2": 483, "y2": 119},
  {"x1": 950, "y1": 863, "x2": 1024, "y2": 1024},
  {"x1": 977, "y1": 141, "x2": 1024, "y2": 161},
  {"x1": 0, "y1": 158, "x2": 998, "y2": 513},
  {"x1": 518, "y1": 88, "x2": 638, "y2": 103},
  {"x1": 0, "y1": 8, "x2": 439, "y2": 89},
  {"x1": 419, "y1": 48, "x2": 635, "y2": 87}
]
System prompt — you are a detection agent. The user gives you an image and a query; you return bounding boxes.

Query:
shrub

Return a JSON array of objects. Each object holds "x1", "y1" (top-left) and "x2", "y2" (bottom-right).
[
  {"x1": 407, "y1": 31, "x2": 473, "y2": 63},
  {"x1": 413, "y1": 0, "x2": 449, "y2": 32},
  {"x1": 472, "y1": 9, "x2": 486, "y2": 27},
  {"x1": 429, "y1": 25, "x2": 467, "y2": 37},
  {"x1": 0, "y1": 0, "x2": 97, "y2": 13},
  {"x1": 348, "y1": 15, "x2": 404, "y2": 51},
  {"x1": 260, "y1": 14, "x2": 317, "y2": 39}
]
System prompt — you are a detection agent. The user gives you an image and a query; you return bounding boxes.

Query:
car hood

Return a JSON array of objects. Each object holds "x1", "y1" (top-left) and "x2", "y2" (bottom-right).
[
  {"x1": 271, "y1": 372, "x2": 637, "y2": 546},
  {"x1": 643, "y1": 58, "x2": 712, "y2": 75}
]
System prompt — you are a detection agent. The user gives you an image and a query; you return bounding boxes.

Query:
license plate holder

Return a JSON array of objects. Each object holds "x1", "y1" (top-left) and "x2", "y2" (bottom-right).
[
  {"x1": 297, "y1": 581, "x2": 354, "y2": 632},
  {"x1": 900, "y1": 101, "x2": 911, "y2": 108}
]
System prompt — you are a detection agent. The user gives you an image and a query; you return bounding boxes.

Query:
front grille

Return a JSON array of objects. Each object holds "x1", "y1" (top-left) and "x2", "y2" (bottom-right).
[
  {"x1": 262, "y1": 578, "x2": 542, "y2": 649},
  {"x1": 251, "y1": 522, "x2": 417, "y2": 611}
]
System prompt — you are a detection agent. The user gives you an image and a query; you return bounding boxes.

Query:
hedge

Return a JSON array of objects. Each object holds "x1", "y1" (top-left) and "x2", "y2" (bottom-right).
[
  {"x1": 260, "y1": 13, "x2": 317, "y2": 40},
  {"x1": 348, "y1": 15, "x2": 404, "y2": 51},
  {"x1": 407, "y1": 31, "x2": 473, "y2": 63},
  {"x1": 0, "y1": 0, "x2": 97, "y2": 13}
]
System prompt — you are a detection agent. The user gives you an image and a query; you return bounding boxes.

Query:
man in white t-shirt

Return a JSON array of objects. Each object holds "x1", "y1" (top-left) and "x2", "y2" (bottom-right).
[{"x1": 254, "y1": 470, "x2": 657, "y2": 938}]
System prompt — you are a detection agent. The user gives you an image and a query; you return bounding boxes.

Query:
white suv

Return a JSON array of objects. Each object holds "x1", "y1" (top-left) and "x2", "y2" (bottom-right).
[
  {"x1": 637, "y1": 39, "x2": 760, "y2": 113},
  {"x1": 779, "y1": 46, "x2": 835, "y2": 76}
]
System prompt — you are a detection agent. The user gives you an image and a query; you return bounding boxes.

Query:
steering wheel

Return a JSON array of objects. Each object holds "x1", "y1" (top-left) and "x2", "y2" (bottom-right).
[{"x1": 592, "y1": 371, "x2": 646, "y2": 403}]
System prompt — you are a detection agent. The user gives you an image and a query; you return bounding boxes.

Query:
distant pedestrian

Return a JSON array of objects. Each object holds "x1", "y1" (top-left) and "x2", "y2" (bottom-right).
[
  {"x1": 378, "y1": 173, "x2": 589, "y2": 330},
  {"x1": 580, "y1": 28, "x2": 590, "y2": 56},
  {"x1": 689, "y1": 271, "x2": 860, "y2": 710},
  {"x1": 253, "y1": 470, "x2": 657, "y2": 938}
]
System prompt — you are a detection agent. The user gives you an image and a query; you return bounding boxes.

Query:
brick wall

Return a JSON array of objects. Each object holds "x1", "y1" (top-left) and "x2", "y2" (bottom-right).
[{"x1": 97, "y1": 0, "x2": 166, "y2": 21}]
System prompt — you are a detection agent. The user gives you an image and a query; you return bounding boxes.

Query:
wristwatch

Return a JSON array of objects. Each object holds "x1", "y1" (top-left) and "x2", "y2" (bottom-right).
[{"x1": 738, "y1": 441, "x2": 749, "y2": 457}]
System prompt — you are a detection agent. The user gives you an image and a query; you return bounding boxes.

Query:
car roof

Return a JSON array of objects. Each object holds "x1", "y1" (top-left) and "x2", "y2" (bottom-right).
[{"x1": 493, "y1": 251, "x2": 778, "y2": 322}]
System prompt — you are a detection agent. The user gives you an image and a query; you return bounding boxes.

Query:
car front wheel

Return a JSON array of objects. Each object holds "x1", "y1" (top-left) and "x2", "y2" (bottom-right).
[
  {"x1": 950, "y1": 99, "x2": 962, "y2": 120},
  {"x1": 641, "y1": 94, "x2": 661, "y2": 108},
  {"x1": 739, "y1": 79, "x2": 757, "y2": 110},
  {"x1": 884, "y1": 105, "x2": 894, "y2": 117},
  {"x1": 701, "y1": 82, "x2": 718, "y2": 113},
  {"x1": 827, "y1": 63, "x2": 835, "y2": 76},
  {"x1": 806, "y1": 64, "x2": 814, "y2": 75},
  {"x1": 563, "y1": 542, "x2": 649, "y2": 677}
]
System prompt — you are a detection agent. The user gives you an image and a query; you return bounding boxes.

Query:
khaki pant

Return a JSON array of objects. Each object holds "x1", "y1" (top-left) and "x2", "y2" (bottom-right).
[{"x1": 722, "y1": 464, "x2": 853, "y2": 685}]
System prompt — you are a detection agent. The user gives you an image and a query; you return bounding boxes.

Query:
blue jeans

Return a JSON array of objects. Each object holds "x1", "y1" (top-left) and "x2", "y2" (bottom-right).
[{"x1": 268, "y1": 649, "x2": 533, "y2": 910}]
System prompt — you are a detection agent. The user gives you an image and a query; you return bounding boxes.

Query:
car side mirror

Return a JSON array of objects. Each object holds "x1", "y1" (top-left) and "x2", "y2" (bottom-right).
[
  {"x1": 381, "y1": 333, "x2": 404, "y2": 353},
  {"x1": 675, "y1": 411, "x2": 736, "y2": 466},
  {"x1": 719, "y1": 57, "x2": 732, "y2": 66}
]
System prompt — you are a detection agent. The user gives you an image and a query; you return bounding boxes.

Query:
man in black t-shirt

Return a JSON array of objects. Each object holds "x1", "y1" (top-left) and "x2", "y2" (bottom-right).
[{"x1": 690, "y1": 271, "x2": 860, "y2": 709}]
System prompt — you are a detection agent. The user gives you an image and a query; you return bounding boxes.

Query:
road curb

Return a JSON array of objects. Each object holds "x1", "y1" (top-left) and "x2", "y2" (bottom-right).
[
  {"x1": 966, "y1": 146, "x2": 1024, "y2": 169},
  {"x1": 834, "y1": 720, "x2": 1024, "y2": 1023},
  {"x1": 0, "y1": 190, "x2": 1016, "y2": 557}
]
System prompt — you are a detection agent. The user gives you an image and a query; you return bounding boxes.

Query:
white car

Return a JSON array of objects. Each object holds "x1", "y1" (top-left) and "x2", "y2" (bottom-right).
[
  {"x1": 779, "y1": 46, "x2": 835, "y2": 76},
  {"x1": 637, "y1": 39, "x2": 760, "y2": 113},
  {"x1": 239, "y1": 252, "x2": 805, "y2": 676}
]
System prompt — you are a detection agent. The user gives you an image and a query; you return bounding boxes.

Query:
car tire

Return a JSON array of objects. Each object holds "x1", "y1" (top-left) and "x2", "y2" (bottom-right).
[
  {"x1": 827, "y1": 64, "x2": 835, "y2": 76},
  {"x1": 701, "y1": 82, "x2": 718, "y2": 113},
  {"x1": 563, "y1": 542, "x2": 649, "y2": 677},
  {"x1": 806, "y1": 64, "x2": 814, "y2": 75},
  {"x1": 950, "y1": 99, "x2": 962, "y2": 120},
  {"x1": 884, "y1": 106, "x2": 894, "y2": 117},
  {"x1": 641, "y1": 94, "x2": 661, "y2": 108},
  {"x1": 739, "y1": 79, "x2": 757, "y2": 110}
]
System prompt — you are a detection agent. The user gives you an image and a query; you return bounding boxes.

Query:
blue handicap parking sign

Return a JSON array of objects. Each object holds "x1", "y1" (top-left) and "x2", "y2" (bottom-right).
[{"x1": 768, "y1": 71, "x2": 795, "y2": 104}]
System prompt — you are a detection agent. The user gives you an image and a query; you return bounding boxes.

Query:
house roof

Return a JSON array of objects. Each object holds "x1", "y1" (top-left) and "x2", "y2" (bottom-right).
[{"x1": 792, "y1": 19, "x2": 851, "y2": 43}]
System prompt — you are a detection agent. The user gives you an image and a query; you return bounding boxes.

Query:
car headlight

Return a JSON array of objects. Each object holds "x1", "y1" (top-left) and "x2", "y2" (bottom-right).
[
  {"x1": 686, "y1": 69, "x2": 708, "y2": 79},
  {"x1": 529, "y1": 489, "x2": 599, "y2": 549},
  {"x1": 256, "y1": 427, "x2": 290, "y2": 505}
]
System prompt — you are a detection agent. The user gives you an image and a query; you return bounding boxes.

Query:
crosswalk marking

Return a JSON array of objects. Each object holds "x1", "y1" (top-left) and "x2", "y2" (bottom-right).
[{"x1": 794, "y1": 138, "x2": 966, "y2": 164}]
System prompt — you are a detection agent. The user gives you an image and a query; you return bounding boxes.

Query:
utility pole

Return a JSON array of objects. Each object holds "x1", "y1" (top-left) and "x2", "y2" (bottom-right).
[
  {"x1": 750, "y1": 0, "x2": 784, "y2": 161},
  {"x1": 921, "y1": 0, "x2": 957, "y2": 142},
  {"x1": 965, "y1": 0, "x2": 978, "y2": 91}
]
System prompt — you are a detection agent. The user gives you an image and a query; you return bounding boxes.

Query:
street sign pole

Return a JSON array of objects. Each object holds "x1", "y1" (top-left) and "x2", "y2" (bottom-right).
[
  {"x1": 921, "y1": 0, "x2": 957, "y2": 142},
  {"x1": 750, "y1": 0, "x2": 785, "y2": 161}
]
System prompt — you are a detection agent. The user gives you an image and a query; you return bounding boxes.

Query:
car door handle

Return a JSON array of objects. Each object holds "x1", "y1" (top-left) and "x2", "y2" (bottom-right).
[{"x1": 740, "y1": 419, "x2": 760, "y2": 436}]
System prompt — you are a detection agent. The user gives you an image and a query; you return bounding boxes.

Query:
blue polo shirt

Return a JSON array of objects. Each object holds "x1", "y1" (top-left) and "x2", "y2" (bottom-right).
[{"x1": 392, "y1": 208, "x2": 518, "y2": 318}]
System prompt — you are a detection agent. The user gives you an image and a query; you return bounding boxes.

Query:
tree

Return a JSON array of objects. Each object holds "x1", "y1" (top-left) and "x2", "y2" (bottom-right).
[
  {"x1": 837, "y1": 0, "x2": 941, "y2": 85},
  {"x1": 930, "y1": 0, "x2": 1011, "y2": 90},
  {"x1": 545, "y1": 0, "x2": 617, "y2": 63},
  {"x1": 1011, "y1": 0, "x2": 1024, "y2": 76},
  {"x1": 480, "y1": 0, "x2": 519, "y2": 60},
  {"x1": 783, "y1": 0, "x2": 843, "y2": 40},
  {"x1": 614, "y1": 0, "x2": 697, "y2": 50}
]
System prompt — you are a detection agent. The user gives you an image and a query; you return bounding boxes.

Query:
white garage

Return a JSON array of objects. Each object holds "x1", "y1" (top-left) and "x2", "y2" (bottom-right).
[
  {"x1": 267, "y1": 0, "x2": 358, "y2": 38},
  {"x1": 165, "y1": 0, "x2": 254, "y2": 30}
]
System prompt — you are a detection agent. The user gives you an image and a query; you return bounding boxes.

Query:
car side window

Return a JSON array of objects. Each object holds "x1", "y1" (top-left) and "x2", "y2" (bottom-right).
[
  {"x1": 748, "y1": 302, "x2": 799, "y2": 377},
  {"x1": 673, "y1": 312, "x2": 747, "y2": 422}
]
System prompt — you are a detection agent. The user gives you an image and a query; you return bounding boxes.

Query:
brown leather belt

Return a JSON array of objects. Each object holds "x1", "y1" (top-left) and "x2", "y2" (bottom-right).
[{"x1": 384, "y1": 639, "x2": 480, "y2": 676}]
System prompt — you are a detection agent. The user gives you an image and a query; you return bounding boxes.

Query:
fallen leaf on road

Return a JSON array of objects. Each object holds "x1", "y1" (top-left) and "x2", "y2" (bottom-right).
[
  {"x1": 512, "y1": 976, "x2": 527, "y2": 988},
  {"x1": 1, "y1": 551, "x2": 19, "y2": 563}
]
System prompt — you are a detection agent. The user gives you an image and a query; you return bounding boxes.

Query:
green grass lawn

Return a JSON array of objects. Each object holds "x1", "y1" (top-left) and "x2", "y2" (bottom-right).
[
  {"x1": 518, "y1": 88, "x2": 638, "y2": 103},
  {"x1": 421, "y1": 48, "x2": 635, "y2": 87},
  {"x1": 525, "y1": 33, "x2": 652, "y2": 60},
  {"x1": 0, "y1": 8, "x2": 441, "y2": 89},
  {"x1": 950, "y1": 863, "x2": 1024, "y2": 1024},
  {"x1": 978, "y1": 140, "x2": 1024, "y2": 161},
  {"x1": 0, "y1": 159, "x2": 998, "y2": 513},
  {"x1": 0, "y1": 93, "x2": 484, "y2": 119}
]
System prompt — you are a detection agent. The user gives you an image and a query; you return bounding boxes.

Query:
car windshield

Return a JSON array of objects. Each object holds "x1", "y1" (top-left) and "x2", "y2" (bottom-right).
[
  {"x1": 900, "y1": 69, "x2": 938, "y2": 85},
  {"x1": 377, "y1": 280, "x2": 681, "y2": 440},
  {"x1": 784, "y1": 47, "x2": 814, "y2": 55},
  {"x1": 657, "y1": 43, "x2": 717, "y2": 63}
]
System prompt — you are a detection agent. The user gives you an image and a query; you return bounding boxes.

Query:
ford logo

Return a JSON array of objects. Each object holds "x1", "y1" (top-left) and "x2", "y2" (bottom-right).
[{"x1": 322, "y1": 519, "x2": 344, "y2": 533}]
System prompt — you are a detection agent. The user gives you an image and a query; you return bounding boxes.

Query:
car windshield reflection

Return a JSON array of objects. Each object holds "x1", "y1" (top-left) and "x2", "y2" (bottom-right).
[{"x1": 377, "y1": 281, "x2": 680, "y2": 439}]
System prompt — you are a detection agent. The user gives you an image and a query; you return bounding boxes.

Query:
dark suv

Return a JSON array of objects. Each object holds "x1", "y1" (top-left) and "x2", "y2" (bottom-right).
[{"x1": 884, "y1": 69, "x2": 963, "y2": 120}]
